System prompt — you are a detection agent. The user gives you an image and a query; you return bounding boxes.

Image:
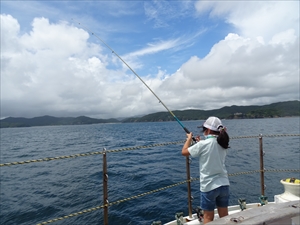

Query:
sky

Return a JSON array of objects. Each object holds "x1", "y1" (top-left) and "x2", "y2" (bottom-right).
[{"x1": 1, "y1": 1, "x2": 299, "y2": 119}]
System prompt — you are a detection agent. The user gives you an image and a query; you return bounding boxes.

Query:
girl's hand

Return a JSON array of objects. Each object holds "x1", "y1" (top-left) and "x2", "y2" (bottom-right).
[
  {"x1": 195, "y1": 135, "x2": 200, "y2": 142},
  {"x1": 186, "y1": 132, "x2": 193, "y2": 140}
]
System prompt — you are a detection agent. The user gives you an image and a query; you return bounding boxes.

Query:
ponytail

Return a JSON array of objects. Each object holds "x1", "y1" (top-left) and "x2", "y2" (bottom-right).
[{"x1": 217, "y1": 126, "x2": 230, "y2": 149}]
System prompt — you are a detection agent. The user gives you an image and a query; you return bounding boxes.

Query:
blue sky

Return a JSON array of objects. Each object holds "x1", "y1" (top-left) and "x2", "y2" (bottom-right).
[{"x1": 1, "y1": 1, "x2": 299, "y2": 119}]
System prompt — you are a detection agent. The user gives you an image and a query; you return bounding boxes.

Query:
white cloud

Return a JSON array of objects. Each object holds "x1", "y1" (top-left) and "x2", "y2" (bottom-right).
[
  {"x1": 195, "y1": 1, "x2": 299, "y2": 42},
  {"x1": 159, "y1": 31, "x2": 299, "y2": 110},
  {"x1": 1, "y1": 15, "x2": 120, "y2": 118},
  {"x1": 1, "y1": 0, "x2": 299, "y2": 119}
]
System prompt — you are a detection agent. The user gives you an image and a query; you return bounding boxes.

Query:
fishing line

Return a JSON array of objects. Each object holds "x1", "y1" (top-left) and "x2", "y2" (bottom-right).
[{"x1": 72, "y1": 19, "x2": 195, "y2": 140}]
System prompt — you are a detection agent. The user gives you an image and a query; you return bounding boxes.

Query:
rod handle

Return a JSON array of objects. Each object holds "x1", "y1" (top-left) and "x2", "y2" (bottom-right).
[{"x1": 183, "y1": 127, "x2": 197, "y2": 142}]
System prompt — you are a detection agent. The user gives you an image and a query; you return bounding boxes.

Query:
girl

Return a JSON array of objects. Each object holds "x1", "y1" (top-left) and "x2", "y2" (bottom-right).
[{"x1": 182, "y1": 116, "x2": 230, "y2": 224}]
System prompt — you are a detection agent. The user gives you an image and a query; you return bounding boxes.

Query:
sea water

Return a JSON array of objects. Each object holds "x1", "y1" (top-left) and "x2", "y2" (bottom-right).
[{"x1": 0, "y1": 117, "x2": 299, "y2": 225}]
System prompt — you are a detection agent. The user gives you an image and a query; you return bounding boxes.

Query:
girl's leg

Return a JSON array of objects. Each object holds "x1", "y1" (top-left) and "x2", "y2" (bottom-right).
[
  {"x1": 217, "y1": 207, "x2": 228, "y2": 218},
  {"x1": 203, "y1": 210, "x2": 214, "y2": 224}
]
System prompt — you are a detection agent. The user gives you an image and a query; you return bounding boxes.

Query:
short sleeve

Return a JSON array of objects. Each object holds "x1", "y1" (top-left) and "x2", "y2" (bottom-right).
[{"x1": 188, "y1": 142, "x2": 202, "y2": 158}]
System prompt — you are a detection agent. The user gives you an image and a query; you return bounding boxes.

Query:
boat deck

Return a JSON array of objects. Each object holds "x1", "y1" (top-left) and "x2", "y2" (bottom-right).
[{"x1": 164, "y1": 200, "x2": 300, "y2": 225}]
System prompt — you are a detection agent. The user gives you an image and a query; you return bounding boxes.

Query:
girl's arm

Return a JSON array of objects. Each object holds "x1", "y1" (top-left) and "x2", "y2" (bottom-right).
[{"x1": 182, "y1": 133, "x2": 193, "y2": 156}]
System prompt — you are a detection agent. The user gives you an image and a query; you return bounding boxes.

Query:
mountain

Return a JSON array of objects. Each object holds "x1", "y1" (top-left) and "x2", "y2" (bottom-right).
[
  {"x1": 1, "y1": 100, "x2": 299, "y2": 128},
  {"x1": 0, "y1": 115, "x2": 120, "y2": 128},
  {"x1": 122, "y1": 100, "x2": 300, "y2": 122}
]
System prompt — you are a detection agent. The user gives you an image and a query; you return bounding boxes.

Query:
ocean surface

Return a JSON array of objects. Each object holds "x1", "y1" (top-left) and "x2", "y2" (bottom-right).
[{"x1": 0, "y1": 117, "x2": 299, "y2": 225}]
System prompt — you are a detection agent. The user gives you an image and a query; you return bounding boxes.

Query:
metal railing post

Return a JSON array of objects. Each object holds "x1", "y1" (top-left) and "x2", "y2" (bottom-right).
[
  {"x1": 103, "y1": 148, "x2": 108, "y2": 225},
  {"x1": 186, "y1": 156, "x2": 193, "y2": 218},
  {"x1": 259, "y1": 134, "x2": 265, "y2": 196},
  {"x1": 259, "y1": 134, "x2": 268, "y2": 205}
]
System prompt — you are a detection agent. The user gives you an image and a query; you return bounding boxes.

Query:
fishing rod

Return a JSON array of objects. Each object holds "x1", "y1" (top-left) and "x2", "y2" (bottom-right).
[{"x1": 72, "y1": 19, "x2": 195, "y2": 141}]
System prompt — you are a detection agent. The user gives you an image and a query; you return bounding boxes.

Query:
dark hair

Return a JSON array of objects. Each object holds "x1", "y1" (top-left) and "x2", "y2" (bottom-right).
[
  {"x1": 217, "y1": 128, "x2": 230, "y2": 149},
  {"x1": 203, "y1": 126, "x2": 230, "y2": 149}
]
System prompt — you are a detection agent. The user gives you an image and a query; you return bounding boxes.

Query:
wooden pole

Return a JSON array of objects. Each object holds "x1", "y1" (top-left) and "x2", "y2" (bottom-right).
[{"x1": 103, "y1": 148, "x2": 108, "y2": 225}]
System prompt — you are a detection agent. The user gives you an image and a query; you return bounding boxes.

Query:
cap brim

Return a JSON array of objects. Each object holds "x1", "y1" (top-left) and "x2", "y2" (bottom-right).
[{"x1": 197, "y1": 125, "x2": 204, "y2": 128}]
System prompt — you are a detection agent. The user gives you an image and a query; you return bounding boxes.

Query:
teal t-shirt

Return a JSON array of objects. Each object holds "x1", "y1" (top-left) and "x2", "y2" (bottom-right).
[{"x1": 188, "y1": 135, "x2": 229, "y2": 192}]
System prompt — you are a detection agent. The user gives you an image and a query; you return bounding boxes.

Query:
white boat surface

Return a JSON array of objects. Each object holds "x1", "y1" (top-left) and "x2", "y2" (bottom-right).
[{"x1": 163, "y1": 178, "x2": 300, "y2": 225}]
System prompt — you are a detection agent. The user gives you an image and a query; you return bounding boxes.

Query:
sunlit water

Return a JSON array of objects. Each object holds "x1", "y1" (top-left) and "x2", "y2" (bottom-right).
[{"x1": 0, "y1": 117, "x2": 299, "y2": 225}]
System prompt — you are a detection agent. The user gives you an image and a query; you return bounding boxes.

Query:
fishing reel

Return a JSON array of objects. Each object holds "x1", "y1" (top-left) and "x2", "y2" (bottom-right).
[{"x1": 194, "y1": 207, "x2": 204, "y2": 222}]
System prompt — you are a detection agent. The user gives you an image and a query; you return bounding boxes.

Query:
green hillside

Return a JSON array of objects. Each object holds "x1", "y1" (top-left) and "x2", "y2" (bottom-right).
[
  {"x1": 1, "y1": 100, "x2": 299, "y2": 128},
  {"x1": 122, "y1": 100, "x2": 300, "y2": 122},
  {"x1": 0, "y1": 115, "x2": 120, "y2": 128}
]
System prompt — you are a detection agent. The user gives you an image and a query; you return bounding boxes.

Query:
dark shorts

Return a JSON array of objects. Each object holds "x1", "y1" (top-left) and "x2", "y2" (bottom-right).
[{"x1": 200, "y1": 185, "x2": 229, "y2": 211}]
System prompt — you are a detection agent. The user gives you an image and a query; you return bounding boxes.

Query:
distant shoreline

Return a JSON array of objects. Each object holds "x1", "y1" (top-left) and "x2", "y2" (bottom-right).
[
  {"x1": 1, "y1": 100, "x2": 299, "y2": 128},
  {"x1": 1, "y1": 116, "x2": 300, "y2": 130}
]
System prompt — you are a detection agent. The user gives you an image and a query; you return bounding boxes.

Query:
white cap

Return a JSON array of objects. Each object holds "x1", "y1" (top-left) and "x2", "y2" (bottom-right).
[{"x1": 202, "y1": 116, "x2": 223, "y2": 131}]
